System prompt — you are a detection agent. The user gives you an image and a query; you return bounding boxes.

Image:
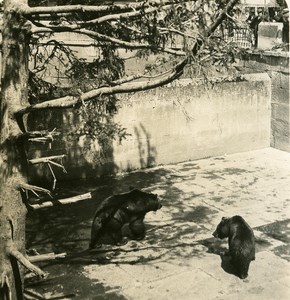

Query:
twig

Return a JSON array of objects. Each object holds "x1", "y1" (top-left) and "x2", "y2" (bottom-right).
[
  {"x1": 29, "y1": 155, "x2": 67, "y2": 190},
  {"x1": 48, "y1": 160, "x2": 68, "y2": 174},
  {"x1": 22, "y1": 0, "x2": 192, "y2": 16},
  {"x1": 19, "y1": 183, "x2": 53, "y2": 199},
  {"x1": 24, "y1": 289, "x2": 45, "y2": 300},
  {"x1": 29, "y1": 192, "x2": 92, "y2": 209},
  {"x1": 25, "y1": 128, "x2": 59, "y2": 142},
  {"x1": 28, "y1": 137, "x2": 52, "y2": 143},
  {"x1": 29, "y1": 155, "x2": 66, "y2": 165},
  {"x1": 72, "y1": 28, "x2": 186, "y2": 56},
  {"x1": 48, "y1": 162, "x2": 57, "y2": 190}
]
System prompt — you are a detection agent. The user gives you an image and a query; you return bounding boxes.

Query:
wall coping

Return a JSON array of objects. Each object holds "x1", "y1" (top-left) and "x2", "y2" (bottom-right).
[
  {"x1": 165, "y1": 73, "x2": 270, "y2": 88},
  {"x1": 240, "y1": 50, "x2": 289, "y2": 74},
  {"x1": 247, "y1": 50, "x2": 290, "y2": 58}
]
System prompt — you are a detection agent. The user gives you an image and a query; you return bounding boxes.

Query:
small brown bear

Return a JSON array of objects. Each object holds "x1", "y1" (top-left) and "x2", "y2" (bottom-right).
[
  {"x1": 89, "y1": 189, "x2": 162, "y2": 249},
  {"x1": 212, "y1": 215, "x2": 255, "y2": 279}
]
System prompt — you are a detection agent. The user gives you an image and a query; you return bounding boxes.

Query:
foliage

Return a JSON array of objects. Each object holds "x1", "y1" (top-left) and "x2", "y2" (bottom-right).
[
  {"x1": 66, "y1": 47, "x2": 125, "y2": 90},
  {"x1": 26, "y1": 0, "x2": 243, "y2": 163}
]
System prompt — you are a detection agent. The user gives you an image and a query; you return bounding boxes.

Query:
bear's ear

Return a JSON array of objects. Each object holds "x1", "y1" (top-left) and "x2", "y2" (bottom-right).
[{"x1": 222, "y1": 217, "x2": 227, "y2": 221}]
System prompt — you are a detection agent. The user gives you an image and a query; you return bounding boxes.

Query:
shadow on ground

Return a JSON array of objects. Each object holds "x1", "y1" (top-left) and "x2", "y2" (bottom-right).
[
  {"x1": 25, "y1": 159, "x2": 290, "y2": 299},
  {"x1": 25, "y1": 166, "x2": 213, "y2": 299}
]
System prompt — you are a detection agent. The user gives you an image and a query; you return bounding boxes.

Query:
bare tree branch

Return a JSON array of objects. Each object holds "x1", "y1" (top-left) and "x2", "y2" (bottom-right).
[
  {"x1": 28, "y1": 155, "x2": 66, "y2": 165},
  {"x1": 72, "y1": 29, "x2": 186, "y2": 55},
  {"x1": 19, "y1": 183, "x2": 53, "y2": 199},
  {"x1": 28, "y1": 252, "x2": 67, "y2": 262},
  {"x1": 24, "y1": 289, "x2": 46, "y2": 300},
  {"x1": 22, "y1": 4, "x2": 133, "y2": 15},
  {"x1": 16, "y1": 58, "x2": 187, "y2": 116},
  {"x1": 29, "y1": 5, "x2": 172, "y2": 30},
  {"x1": 110, "y1": 73, "x2": 147, "y2": 86},
  {"x1": 29, "y1": 192, "x2": 92, "y2": 209},
  {"x1": 24, "y1": 128, "x2": 60, "y2": 138},
  {"x1": 159, "y1": 26, "x2": 198, "y2": 39},
  {"x1": 21, "y1": 0, "x2": 191, "y2": 16},
  {"x1": 29, "y1": 6, "x2": 198, "y2": 43},
  {"x1": 31, "y1": 25, "x2": 53, "y2": 34},
  {"x1": 84, "y1": 6, "x2": 160, "y2": 27},
  {"x1": 31, "y1": 27, "x2": 186, "y2": 54},
  {"x1": 29, "y1": 19, "x2": 187, "y2": 55}
]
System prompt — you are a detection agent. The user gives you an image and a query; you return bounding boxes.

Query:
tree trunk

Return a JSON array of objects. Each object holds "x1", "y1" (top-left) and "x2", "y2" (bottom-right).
[{"x1": 0, "y1": 0, "x2": 30, "y2": 299}]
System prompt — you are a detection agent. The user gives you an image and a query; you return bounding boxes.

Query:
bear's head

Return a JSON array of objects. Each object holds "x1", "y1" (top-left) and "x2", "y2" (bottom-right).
[
  {"x1": 212, "y1": 217, "x2": 230, "y2": 239},
  {"x1": 126, "y1": 189, "x2": 162, "y2": 213}
]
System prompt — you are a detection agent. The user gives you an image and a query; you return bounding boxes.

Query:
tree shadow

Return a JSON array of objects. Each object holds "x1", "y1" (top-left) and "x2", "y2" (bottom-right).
[
  {"x1": 27, "y1": 109, "x2": 121, "y2": 186},
  {"x1": 133, "y1": 123, "x2": 157, "y2": 169},
  {"x1": 26, "y1": 165, "x2": 214, "y2": 262},
  {"x1": 25, "y1": 162, "x2": 232, "y2": 297},
  {"x1": 27, "y1": 117, "x2": 159, "y2": 189}
]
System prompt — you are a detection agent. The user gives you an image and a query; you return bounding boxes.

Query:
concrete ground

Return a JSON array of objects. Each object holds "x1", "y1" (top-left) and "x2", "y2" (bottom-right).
[{"x1": 25, "y1": 147, "x2": 290, "y2": 300}]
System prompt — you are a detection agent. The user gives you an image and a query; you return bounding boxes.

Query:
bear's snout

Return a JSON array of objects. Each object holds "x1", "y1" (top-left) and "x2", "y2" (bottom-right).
[
  {"x1": 153, "y1": 203, "x2": 162, "y2": 211},
  {"x1": 212, "y1": 231, "x2": 218, "y2": 238}
]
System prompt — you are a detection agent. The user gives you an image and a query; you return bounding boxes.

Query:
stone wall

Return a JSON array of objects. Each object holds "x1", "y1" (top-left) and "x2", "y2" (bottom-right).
[{"x1": 240, "y1": 51, "x2": 289, "y2": 152}]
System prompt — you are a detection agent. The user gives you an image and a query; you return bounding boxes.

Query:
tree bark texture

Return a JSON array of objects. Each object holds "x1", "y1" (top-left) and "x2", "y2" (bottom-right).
[{"x1": 0, "y1": 0, "x2": 30, "y2": 299}]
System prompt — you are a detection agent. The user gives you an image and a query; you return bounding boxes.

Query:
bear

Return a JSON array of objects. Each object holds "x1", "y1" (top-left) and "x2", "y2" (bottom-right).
[
  {"x1": 212, "y1": 215, "x2": 255, "y2": 279},
  {"x1": 89, "y1": 188, "x2": 162, "y2": 249}
]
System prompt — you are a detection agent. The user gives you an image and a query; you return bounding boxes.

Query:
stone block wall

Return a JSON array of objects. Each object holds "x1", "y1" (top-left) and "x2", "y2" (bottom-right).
[{"x1": 240, "y1": 51, "x2": 290, "y2": 152}]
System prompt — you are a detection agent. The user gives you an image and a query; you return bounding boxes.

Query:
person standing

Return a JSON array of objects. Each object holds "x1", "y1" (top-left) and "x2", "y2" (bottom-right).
[
  {"x1": 282, "y1": 8, "x2": 289, "y2": 46},
  {"x1": 249, "y1": 11, "x2": 263, "y2": 48}
]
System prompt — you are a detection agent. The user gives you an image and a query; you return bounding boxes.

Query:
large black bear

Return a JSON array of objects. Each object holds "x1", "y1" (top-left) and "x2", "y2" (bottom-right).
[
  {"x1": 89, "y1": 189, "x2": 162, "y2": 249},
  {"x1": 212, "y1": 215, "x2": 255, "y2": 279}
]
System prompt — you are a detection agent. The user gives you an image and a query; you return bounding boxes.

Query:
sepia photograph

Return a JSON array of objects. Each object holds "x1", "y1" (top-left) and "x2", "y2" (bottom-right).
[{"x1": 0, "y1": 0, "x2": 289, "y2": 299}]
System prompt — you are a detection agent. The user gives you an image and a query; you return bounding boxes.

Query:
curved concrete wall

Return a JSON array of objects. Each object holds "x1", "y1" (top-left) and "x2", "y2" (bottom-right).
[
  {"x1": 113, "y1": 74, "x2": 271, "y2": 172},
  {"x1": 28, "y1": 74, "x2": 271, "y2": 181}
]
